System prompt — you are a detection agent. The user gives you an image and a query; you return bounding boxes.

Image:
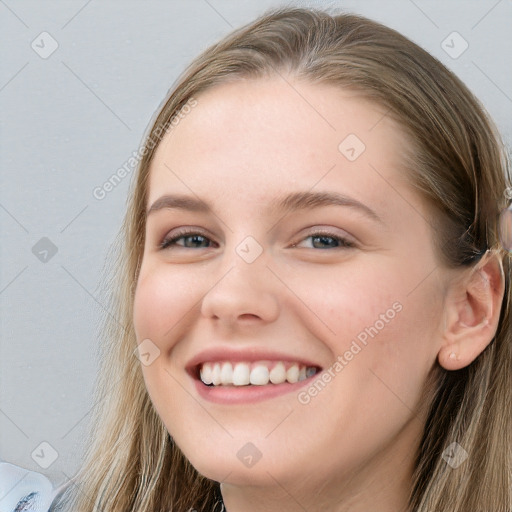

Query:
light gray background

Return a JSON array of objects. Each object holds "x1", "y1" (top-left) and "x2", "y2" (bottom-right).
[{"x1": 1, "y1": 0, "x2": 511, "y2": 489}]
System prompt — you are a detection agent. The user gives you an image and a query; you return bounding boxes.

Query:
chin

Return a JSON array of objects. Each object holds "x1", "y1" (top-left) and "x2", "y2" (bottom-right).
[{"x1": 178, "y1": 441, "x2": 290, "y2": 486}]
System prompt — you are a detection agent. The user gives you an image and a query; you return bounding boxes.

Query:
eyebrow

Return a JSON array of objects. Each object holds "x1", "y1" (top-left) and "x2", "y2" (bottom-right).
[{"x1": 146, "y1": 190, "x2": 383, "y2": 223}]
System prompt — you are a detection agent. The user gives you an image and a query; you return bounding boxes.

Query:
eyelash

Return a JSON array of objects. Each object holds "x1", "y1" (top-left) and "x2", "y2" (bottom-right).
[{"x1": 158, "y1": 228, "x2": 355, "y2": 250}]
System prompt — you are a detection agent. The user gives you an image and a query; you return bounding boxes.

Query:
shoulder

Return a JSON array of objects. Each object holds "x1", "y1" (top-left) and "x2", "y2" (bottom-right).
[{"x1": 0, "y1": 461, "x2": 69, "y2": 512}]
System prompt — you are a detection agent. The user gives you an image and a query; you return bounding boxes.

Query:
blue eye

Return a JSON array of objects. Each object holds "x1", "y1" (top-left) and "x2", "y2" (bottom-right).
[
  {"x1": 295, "y1": 232, "x2": 355, "y2": 249},
  {"x1": 159, "y1": 229, "x2": 214, "y2": 250},
  {"x1": 159, "y1": 229, "x2": 355, "y2": 250}
]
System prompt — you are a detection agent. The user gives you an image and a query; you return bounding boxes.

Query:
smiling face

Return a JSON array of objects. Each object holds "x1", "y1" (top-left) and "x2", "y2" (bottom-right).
[{"x1": 132, "y1": 77, "x2": 452, "y2": 505}]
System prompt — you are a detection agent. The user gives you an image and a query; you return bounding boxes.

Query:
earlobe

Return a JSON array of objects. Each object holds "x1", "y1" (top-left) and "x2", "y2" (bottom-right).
[
  {"x1": 442, "y1": 350, "x2": 461, "y2": 370},
  {"x1": 438, "y1": 250, "x2": 505, "y2": 371}
]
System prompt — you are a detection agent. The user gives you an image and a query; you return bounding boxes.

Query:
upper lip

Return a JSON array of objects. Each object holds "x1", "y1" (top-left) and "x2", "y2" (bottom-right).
[{"x1": 185, "y1": 347, "x2": 323, "y2": 378}]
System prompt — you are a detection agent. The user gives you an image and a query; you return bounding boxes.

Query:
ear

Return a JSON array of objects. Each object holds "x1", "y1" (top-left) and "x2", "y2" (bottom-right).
[{"x1": 439, "y1": 250, "x2": 505, "y2": 370}]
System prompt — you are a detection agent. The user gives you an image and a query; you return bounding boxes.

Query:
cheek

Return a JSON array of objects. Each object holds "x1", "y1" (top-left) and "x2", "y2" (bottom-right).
[
  {"x1": 132, "y1": 266, "x2": 196, "y2": 429},
  {"x1": 133, "y1": 264, "x2": 199, "y2": 343},
  {"x1": 302, "y1": 263, "x2": 402, "y2": 344},
  {"x1": 315, "y1": 263, "x2": 441, "y2": 402},
  {"x1": 133, "y1": 272, "x2": 172, "y2": 342},
  {"x1": 353, "y1": 289, "x2": 441, "y2": 411}
]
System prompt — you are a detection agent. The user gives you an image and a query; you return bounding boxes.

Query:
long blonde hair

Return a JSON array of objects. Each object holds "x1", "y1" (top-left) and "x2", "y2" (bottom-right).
[{"x1": 60, "y1": 7, "x2": 511, "y2": 511}]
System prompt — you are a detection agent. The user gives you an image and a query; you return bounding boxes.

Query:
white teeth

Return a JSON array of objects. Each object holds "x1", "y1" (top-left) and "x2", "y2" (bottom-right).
[
  {"x1": 199, "y1": 361, "x2": 318, "y2": 386},
  {"x1": 250, "y1": 365, "x2": 270, "y2": 385},
  {"x1": 200, "y1": 363, "x2": 213, "y2": 385},
  {"x1": 286, "y1": 364, "x2": 299, "y2": 383},
  {"x1": 232, "y1": 362, "x2": 250, "y2": 386},
  {"x1": 269, "y1": 362, "x2": 286, "y2": 384},
  {"x1": 212, "y1": 363, "x2": 221, "y2": 385},
  {"x1": 220, "y1": 362, "x2": 233, "y2": 385}
]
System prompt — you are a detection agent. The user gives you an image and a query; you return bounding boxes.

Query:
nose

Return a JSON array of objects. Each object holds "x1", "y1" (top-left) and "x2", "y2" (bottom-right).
[{"x1": 200, "y1": 242, "x2": 280, "y2": 329}]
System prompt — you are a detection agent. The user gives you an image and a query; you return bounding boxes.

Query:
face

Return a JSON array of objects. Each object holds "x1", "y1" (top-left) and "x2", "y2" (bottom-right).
[{"x1": 133, "y1": 77, "x2": 450, "y2": 499}]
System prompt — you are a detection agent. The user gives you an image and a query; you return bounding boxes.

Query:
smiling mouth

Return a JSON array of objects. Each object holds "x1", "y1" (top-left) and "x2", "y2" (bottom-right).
[{"x1": 197, "y1": 360, "x2": 321, "y2": 387}]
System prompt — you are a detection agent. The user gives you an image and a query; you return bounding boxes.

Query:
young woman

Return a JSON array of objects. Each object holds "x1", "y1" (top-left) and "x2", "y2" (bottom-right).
[{"x1": 4, "y1": 6, "x2": 511, "y2": 512}]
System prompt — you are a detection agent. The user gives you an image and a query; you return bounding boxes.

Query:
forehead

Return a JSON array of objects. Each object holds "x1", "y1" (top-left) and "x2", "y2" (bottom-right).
[
  {"x1": 156, "y1": 77, "x2": 394, "y2": 152},
  {"x1": 146, "y1": 77, "x2": 410, "y2": 216}
]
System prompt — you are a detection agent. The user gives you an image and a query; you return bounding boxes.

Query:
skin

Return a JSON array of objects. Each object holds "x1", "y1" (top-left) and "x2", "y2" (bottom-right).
[{"x1": 132, "y1": 76, "x2": 504, "y2": 512}]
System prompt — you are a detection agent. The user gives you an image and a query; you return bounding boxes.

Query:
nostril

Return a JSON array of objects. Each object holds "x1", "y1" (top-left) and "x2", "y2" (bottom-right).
[{"x1": 238, "y1": 313, "x2": 261, "y2": 322}]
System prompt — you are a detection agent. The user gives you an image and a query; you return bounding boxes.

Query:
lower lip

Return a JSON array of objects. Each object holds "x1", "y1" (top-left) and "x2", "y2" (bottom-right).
[{"x1": 191, "y1": 373, "x2": 320, "y2": 404}]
